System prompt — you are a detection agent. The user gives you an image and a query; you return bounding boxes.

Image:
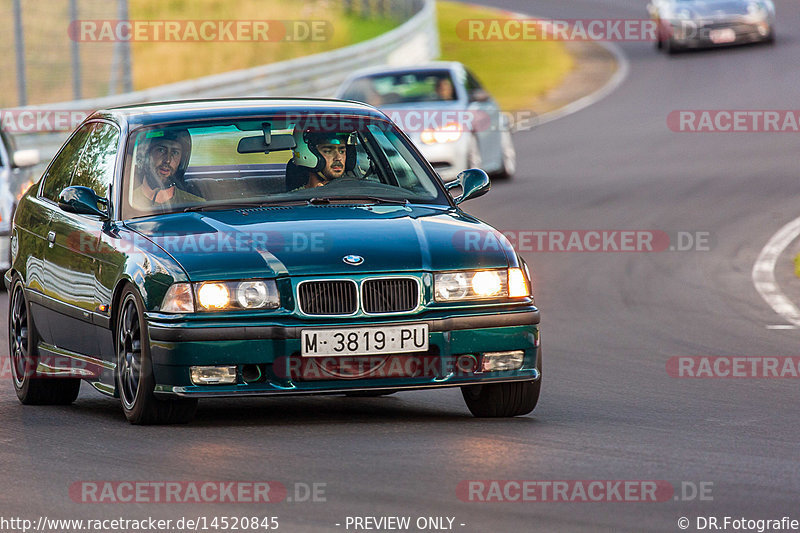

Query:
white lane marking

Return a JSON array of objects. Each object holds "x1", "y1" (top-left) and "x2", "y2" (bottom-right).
[
  {"x1": 752, "y1": 215, "x2": 800, "y2": 326},
  {"x1": 766, "y1": 325, "x2": 797, "y2": 330}
]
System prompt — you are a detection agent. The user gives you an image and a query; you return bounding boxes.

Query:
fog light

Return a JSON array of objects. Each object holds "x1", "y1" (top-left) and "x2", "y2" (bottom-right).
[
  {"x1": 455, "y1": 354, "x2": 478, "y2": 374},
  {"x1": 481, "y1": 350, "x2": 525, "y2": 372},
  {"x1": 190, "y1": 366, "x2": 237, "y2": 385}
]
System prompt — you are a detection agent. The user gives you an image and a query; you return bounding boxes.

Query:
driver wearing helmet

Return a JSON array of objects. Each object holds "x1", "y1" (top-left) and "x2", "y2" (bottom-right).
[
  {"x1": 131, "y1": 128, "x2": 203, "y2": 209},
  {"x1": 290, "y1": 129, "x2": 354, "y2": 190}
]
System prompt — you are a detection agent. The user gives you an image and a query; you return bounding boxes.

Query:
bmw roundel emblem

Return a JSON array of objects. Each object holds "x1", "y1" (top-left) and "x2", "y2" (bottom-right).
[{"x1": 343, "y1": 255, "x2": 364, "y2": 266}]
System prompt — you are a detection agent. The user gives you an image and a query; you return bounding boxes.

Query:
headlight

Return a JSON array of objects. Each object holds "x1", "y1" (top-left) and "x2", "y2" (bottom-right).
[
  {"x1": 434, "y1": 269, "x2": 530, "y2": 302},
  {"x1": 161, "y1": 280, "x2": 280, "y2": 312},
  {"x1": 197, "y1": 282, "x2": 230, "y2": 309},
  {"x1": 420, "y1": 123, "x2": 463, "y2": 145}
]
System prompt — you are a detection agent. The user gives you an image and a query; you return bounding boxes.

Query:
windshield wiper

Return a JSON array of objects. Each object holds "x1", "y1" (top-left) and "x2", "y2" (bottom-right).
[
  {"x1": 308, "y1": 196, "x2": 409, "y2": 205},
  {"x1": 184, "y1": 199, "x2": 310, "y2": 212}
]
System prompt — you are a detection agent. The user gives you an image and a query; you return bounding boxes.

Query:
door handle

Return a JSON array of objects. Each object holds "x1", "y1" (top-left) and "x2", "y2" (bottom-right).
[{"x1": 47, "y1": 231, "x2": 55, "y2": 248}]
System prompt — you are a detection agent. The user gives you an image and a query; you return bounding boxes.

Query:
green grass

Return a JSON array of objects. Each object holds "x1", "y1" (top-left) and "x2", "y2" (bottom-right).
[
  {"x1": 437, "y1": 1, "x2": 574, "y2": 111},
  {"x1": 0, "y1": 0, "x2": 400, "y2": 106},
  {"x1": 129, "y1": 0, "x2": 400, "y2": 90}
]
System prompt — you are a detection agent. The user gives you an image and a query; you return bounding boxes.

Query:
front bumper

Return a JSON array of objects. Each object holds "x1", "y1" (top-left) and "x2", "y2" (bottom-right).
[
  {"x1": 415, "y1": 135, "x2": 470, "y2": 181},
  {"x1": 147, "y1": 308, "x2": 540, "y2": 398},
  {"x1": 669, "y1": 18, "x2": 772, "y2": 48}
]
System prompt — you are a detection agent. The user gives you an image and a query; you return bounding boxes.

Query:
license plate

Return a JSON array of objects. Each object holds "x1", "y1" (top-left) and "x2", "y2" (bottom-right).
[
  {"x1": 709, "y1": 28, "x2": 736, "y2": 43},
  {"x1": 301, "y1": 324, "x2": 429, "y2": 357}
]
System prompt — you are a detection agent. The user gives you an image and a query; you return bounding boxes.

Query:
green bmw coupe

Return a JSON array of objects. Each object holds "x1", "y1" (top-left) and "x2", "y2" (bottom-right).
[{"x1": 7, "y1": 99, "x2": 541, "y2": 424}]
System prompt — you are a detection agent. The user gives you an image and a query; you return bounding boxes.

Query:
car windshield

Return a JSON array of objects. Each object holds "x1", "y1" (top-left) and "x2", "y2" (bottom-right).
[
  {"x1": 340, "y1": 70, "x2": 459, "y2": 106},
  {"x1": 121, "y1": 113, "x2": 450, "y2": 219}
]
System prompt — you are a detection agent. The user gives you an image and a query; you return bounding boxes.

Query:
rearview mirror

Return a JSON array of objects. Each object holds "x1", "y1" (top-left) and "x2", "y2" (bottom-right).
[
  {"x1": 237, "y1": 134, "x2": 296, "y2": 154},
  {"x1": 447, "y1": 169, "x2": 490, "y2": 205},
  {"x1": 58, "y1": 186, "x2": 109, "y2": 218},
  {"x1": 13, "y1": 149, "x2": 40, "y2": 168}
]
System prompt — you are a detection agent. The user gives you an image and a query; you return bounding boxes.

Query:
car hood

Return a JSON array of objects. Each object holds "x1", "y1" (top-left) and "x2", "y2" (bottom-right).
[{"x1": 124, "y1": 205, "x2": 512, "y2": 281}]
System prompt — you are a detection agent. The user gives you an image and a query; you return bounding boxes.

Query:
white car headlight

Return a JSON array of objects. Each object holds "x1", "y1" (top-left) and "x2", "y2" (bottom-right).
[
  {"x1": 420, "y1": 123, "x2": 464, "y2": 145},
  {"x1": 434, "y1": 269, "x2": 530, "y2": 302},
  {"x1": 161, "y1": 280, "x2": 280, "y2": 312}
]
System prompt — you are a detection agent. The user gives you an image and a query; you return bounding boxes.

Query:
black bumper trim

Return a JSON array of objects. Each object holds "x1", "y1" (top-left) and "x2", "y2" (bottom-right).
[
  {"x1": 153, "y1": 373, "x2": 540, "y2": 399},
  {"x1": 148, "y1": 310, "x2": 540, "y2": 342}
]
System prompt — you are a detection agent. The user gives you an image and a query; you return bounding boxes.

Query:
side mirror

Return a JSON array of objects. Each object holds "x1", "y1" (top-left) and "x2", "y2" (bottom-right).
[
  {"x1": 469, "y1": 89, "x2": 491, "y2": 103},
  {"x1": 58, "y1": 186, "x2": 109, "y2": 218},
  {"x1": 447, "y1": 169, "x2": 490, "y2": 205},
  {"x1": 13, "y1": 149, "x2": 40, "y2": 168}
]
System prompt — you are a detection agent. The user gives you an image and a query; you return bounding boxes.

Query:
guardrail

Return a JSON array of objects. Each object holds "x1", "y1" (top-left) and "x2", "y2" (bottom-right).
[{"x1": 11, "y1": 0, "x2": 439, "y2": 158}]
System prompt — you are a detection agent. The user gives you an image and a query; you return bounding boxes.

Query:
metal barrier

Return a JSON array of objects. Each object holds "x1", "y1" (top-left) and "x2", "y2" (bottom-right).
[{"x1": 12, "y1": 0, "x2": 439, "y2": 158}]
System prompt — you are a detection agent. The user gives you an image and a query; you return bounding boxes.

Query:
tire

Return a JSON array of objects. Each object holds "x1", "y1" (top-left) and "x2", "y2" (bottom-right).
[
  {"x1": 492, "y1": 130, "x2": 516, "y2": 180},
  {"x1": 461, "y1": 347, "x2": 541, "y2": 417},
  {"x1": 116, "y1": 286, "x2": 197, "y2": 424},
  {"x1": 8, "y1": 276, "x2": 80, "y2": 405},
  {"x1": 665, "y1": 38, "x2": 682, "y2": 55}
]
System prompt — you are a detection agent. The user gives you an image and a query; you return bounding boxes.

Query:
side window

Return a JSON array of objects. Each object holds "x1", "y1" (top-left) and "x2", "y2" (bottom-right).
[
  {"x1": 72, "y1": 122, "x2": 119, "y2": 198},
  {"x1": 40, "y1": 124, "x2": 92, "y2": 201},
  {"x1": 465, "y1": 70, "x2": 483, "y2": 92}
]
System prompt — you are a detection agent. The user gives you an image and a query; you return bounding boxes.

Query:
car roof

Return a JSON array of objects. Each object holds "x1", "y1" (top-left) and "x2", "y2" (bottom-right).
[
  {"x1": 89, "y1": 98, "x2": 386, "y2": 130},
  {"x1": 342, "y1": 61, "x2": 464, "y2": 80}
]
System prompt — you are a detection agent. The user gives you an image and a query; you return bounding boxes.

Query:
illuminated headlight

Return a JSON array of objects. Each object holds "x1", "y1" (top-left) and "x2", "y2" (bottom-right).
[
  {"x1": 161, "y1": 280, "x2": 279, "y2": 312},
  {"x1": 197, "y1": 282, "x2": 229, "y2": 309},
  {"x1": 434, "y1": 269, "x2": 530, "y2": 301},
  {"x1": 482, "y1": 350, "x2": 525, "y2": 372},
  {"x1": 196, "y1": 280, "x2": 279, "y2": 310},
  {"x1": 420, "y1": 123, "x2": 463, "y2": 145},
  {"x1": 190, "y1": 366, "x2": 237, "y2": 385}
]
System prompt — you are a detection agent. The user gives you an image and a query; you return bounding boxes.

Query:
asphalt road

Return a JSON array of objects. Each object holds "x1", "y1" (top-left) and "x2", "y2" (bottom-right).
[{"x1": 2, "y1": 1, "x2": 800, "y2": 532}]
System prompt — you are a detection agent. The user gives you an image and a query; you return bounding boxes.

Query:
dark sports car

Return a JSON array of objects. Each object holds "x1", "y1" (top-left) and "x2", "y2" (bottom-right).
[
  {"x1": 648, "y1": 0, "x2": 776, "y2": 53},
  {"x1": 7, "y1": 99, "x2": 540, "y2": 424}
]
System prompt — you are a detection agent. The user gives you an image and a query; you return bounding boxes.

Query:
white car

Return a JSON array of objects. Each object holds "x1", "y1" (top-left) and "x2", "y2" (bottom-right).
[
  {"x1": 336, "y1": 62, "x2": 516, "y2": 181},
  {"x1": 0, "y1": 128, "x2": 40, "y2": 271}
]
